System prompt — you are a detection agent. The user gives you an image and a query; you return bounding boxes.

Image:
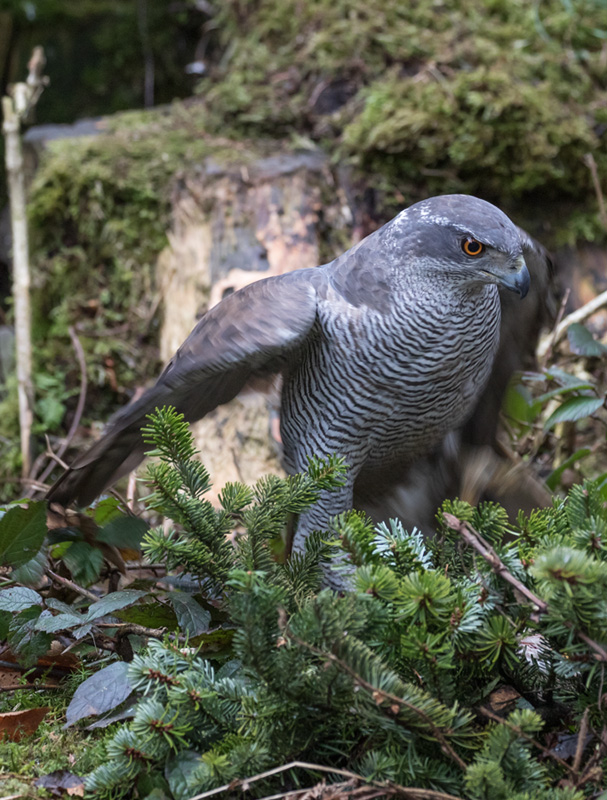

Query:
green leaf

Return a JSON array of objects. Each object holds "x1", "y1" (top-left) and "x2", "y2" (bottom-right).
[
  {"x1": 8, "y1": 606, "x2": 51, "y2": 667},
  {"x1": 535, "y1": 382, "x2": 596, "y2": 404},
  {"x1": 567, "y1": 323, "x2": 607, "y2": 357},
  {"x1": 0, "y1": 610, "x2": 11, "y2": 639},
  {"x1": 93, "y1": 497, "x2": 125, "y2": 526},
  {"x1": 115, "y1": 601, "x2": 179, "y2": 630},
  {"x1": 189, "y1": 627, "x2": 235, "y2": 657},
  {"x1": 544, "y1": 395, "x2": 604, "y2": 429},
  {"x1": 84, "y1": 590, "x2": 147, "y2": 622},
  {"x1": 97, "y1": 516, "x2": 149, "y2": 550},
  {"x1": 35, "y1": 611, "x2": 83, "y2": 633},
  {"x1": 169, "y1": 592, "x2": 211, "y2": 636},
  {"x1": 544, "y1": 366, "x2": 593, "y2": 388},
  {"x1": 165, "y1": 751, "x2": 201, "y2": 800},
  {"x1": 62, "y1": 542, "x2": 104, "y2": 586},
  {"x1": 37, "y1": 394, "x2": 66, "y2": 430},
  {"x1": 546, "y1": 448, "x2": 592, "y2": 490},
  {"x1": 0, "y1": 502, "x2": 47, "y2": 567},
  {"x1": 0, "y1": 586, "x2": 42, "y2": 612},
  {"x1": 502, "y1": 382, "x2": 540, "y2": 424},
  {"x1": 65, "y1": 662, "x2": 133, "y2": 727},
  {"x1": 12, "y1": 550, "x2": 47, "y2": 586}
]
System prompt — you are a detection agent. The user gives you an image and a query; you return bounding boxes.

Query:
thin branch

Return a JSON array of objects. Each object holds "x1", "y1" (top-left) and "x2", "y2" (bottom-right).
[
  {"x1": 33, "y1": 326, "x2": 88, "y2": 488},
  {"x1": 96, "y1": 622, "x2": 168, "y2": 638},
  {"x1": 46, "y1": 569, "x2": 99, "y2": 602},
  {"x1": 283, "y1": 631, "x2": 468, "y2": 772},
  {"x1": 572, "y1": 708, "x2": 589, "y2": 774},
  {"x1": 443, "y1": 515, "x2": 607, "y2": 662},
  {"x1": 477, "y1": 706, "x2": 575, "y2": 775},
  {"x1": 0, "y1": 683, "x2": 61, "y2": 693},
  {"x1": 583, "y1": 152, "x2": 607, "y2": 231},
  {"x1": 42, "y1": 439, "x2": 69, "y2": 470},
  {"x1": 442, "y1": 514, "x2": 548, "y2": 613},
  {"x1": 537, "y1": 288, "x2": 607, "y2": 360},
  {"x1": 188, "y1": 761, "x2": 465, "y2": 800},
  {"x1": 537, "y1": 287, "x2": 570, "y2": 366}
]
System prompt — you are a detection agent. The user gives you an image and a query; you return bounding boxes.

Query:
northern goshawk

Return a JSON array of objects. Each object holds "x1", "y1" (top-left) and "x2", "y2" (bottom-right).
[{"x1": 48, "y1": 194, "x2": 532, "y2": 554}]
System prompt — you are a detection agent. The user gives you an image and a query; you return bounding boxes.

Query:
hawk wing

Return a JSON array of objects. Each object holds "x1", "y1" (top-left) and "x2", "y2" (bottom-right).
[{"x1": 47, "y1": 269, "x2": 321, "y2": 507}]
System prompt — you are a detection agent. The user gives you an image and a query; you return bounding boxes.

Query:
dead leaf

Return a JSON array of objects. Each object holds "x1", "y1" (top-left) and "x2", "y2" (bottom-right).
[
  {"x1": 0, "y1": 665, "x2": 24, "y2": 690},
  {"x1": 34, "y1": 770, "x2": 85, "y2": 797},
  {"x1": 485, "y1": 685, "x2": 521, "y2": 717},
  {"x1": 0, "y1": 707, "x2": 49, "y2": 741}
]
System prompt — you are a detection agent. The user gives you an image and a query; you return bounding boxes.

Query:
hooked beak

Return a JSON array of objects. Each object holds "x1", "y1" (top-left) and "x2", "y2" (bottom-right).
[{"x1": 484, "y1": 257, "x2": 530, "y2": 299}]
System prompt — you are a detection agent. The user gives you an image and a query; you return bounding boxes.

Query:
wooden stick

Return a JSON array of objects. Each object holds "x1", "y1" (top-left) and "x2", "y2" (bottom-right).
[
  {"x1": 1, "y1": 47, "x2": 48, "y2": 476},
  {"x1": 188, "y1": 761, "x2": 465, "y2": 800}
]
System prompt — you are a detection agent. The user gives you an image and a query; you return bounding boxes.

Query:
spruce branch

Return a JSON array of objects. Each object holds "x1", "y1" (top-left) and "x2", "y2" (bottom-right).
[
  {"x1": 442, "y1": 514, "x2": 548, "y2": 614},
  {"x1": 443, "y1": 514, "x2": 607, "y2": 663},
  {"x1": 281, "y1": 628, "x2": 469, "y2": 772},
  {"x1": 477, "y1": 706, "x2": 575, "y2": 776}
]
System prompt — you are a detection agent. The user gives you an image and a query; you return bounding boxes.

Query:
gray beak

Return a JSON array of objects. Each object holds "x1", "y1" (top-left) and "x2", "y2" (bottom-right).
[{"x1": 499, "y1": 259, "x2": 530, "y2": 298}]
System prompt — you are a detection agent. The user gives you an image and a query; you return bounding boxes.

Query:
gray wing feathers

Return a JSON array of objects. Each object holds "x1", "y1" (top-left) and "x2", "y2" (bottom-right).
[{"x1": 47, "y1": 270, "x2": 320, "y2": 507}]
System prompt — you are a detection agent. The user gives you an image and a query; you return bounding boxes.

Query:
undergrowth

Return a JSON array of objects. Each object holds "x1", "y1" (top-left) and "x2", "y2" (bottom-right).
[{"x1": 2, "y1": 408, "x2": 602, "y2": 799}]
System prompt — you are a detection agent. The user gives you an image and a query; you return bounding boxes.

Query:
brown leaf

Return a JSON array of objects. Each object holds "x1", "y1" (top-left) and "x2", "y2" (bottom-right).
[
  {"x1": 485, "y1": 685, "x2": 521, "y2": 717},
  {"x1": 0, "y1": 707, "x2": 49, "y2": 741}
]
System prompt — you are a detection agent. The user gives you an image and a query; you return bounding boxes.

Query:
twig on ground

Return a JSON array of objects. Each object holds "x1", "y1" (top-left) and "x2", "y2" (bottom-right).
[
  {"x1": 188, "y1": 761, "x2": 465, "y2": 800},
  {"x1": 29, "y1": 326, "x2": 88, "y2": 492},
  {"x1": 584, "y1": 152, "x2": 607, "y2": 232},
  {"x1": 537, "y1": 287, "x2": 570, "y2": 366},
  {"x1": 96, "y1": 622, "x2": 167, "y2": 638},
  {"x1": 0, "y1": 683, "x2": 62, "y2": 692},
  {"x1": 109, "y1": 486, "x2": 140, "y2": 515},
  {"x1": 572, "y1": 708, "x2": 589, "y2": 774},
  {"x1": 35, "y1": 327, "x2": 88, "y2": 489}
]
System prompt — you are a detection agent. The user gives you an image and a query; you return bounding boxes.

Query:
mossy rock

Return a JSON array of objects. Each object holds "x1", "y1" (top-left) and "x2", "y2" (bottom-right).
[{"x1": 203, "y1": 0, "x2": 607, "y2": 233}]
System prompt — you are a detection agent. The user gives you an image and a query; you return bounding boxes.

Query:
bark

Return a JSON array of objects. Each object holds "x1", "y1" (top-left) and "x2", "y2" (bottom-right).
[
  {"x1": 157, "y1": 151, "x2": 344, "y2": 501},
  {"x1": 2, "y1": 95, "x2": 33, "y2": 476}
]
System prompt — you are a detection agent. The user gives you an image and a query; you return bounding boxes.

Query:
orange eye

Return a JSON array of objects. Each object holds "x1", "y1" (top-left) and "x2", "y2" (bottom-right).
[{"x1": 462, "y1": 237, "x2": 485, "y2": 257}]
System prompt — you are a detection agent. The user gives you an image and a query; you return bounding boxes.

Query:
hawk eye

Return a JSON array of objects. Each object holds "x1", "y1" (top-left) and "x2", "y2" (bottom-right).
[{"x1": 462, "y1": 237, "x2": 485, "y2": 257}]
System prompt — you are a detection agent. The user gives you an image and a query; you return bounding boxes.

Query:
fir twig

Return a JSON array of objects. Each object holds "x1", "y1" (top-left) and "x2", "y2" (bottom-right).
[
  {"x1": 477, "y1": 706, "x2": 575, "y2": 775},
  {"x1": 283, "y1": 631, "x2": 469, "y2": 772},
  {"x1": 443, "y1": 514, "x2": 607, "y2": 662},
  {"x1": 442, "y1": 514, "x2": 548, "y2": 613},
  {"x1": 188, "y1": 760, "x2": 465, "y2": 800}
]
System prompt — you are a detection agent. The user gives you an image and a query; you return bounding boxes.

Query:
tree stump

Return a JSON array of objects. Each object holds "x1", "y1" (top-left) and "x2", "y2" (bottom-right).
[{"x1": 157, "y1": 151, "x2": 346, "y2": 501}]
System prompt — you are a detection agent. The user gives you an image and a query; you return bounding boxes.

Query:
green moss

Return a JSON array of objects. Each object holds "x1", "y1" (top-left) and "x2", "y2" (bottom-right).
[
  {"x1": 0, "y1": 678, "x2": 109, "y2": 790},
  {"x1": 203, "y1": 0, "x2": 607, "y2": 230},
  {"x1": 26, "y1": 105, "x2": 264, "y2": 424},
  {"x1": 0, "y1": 105, "x2": 273, "y2": 491}
]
